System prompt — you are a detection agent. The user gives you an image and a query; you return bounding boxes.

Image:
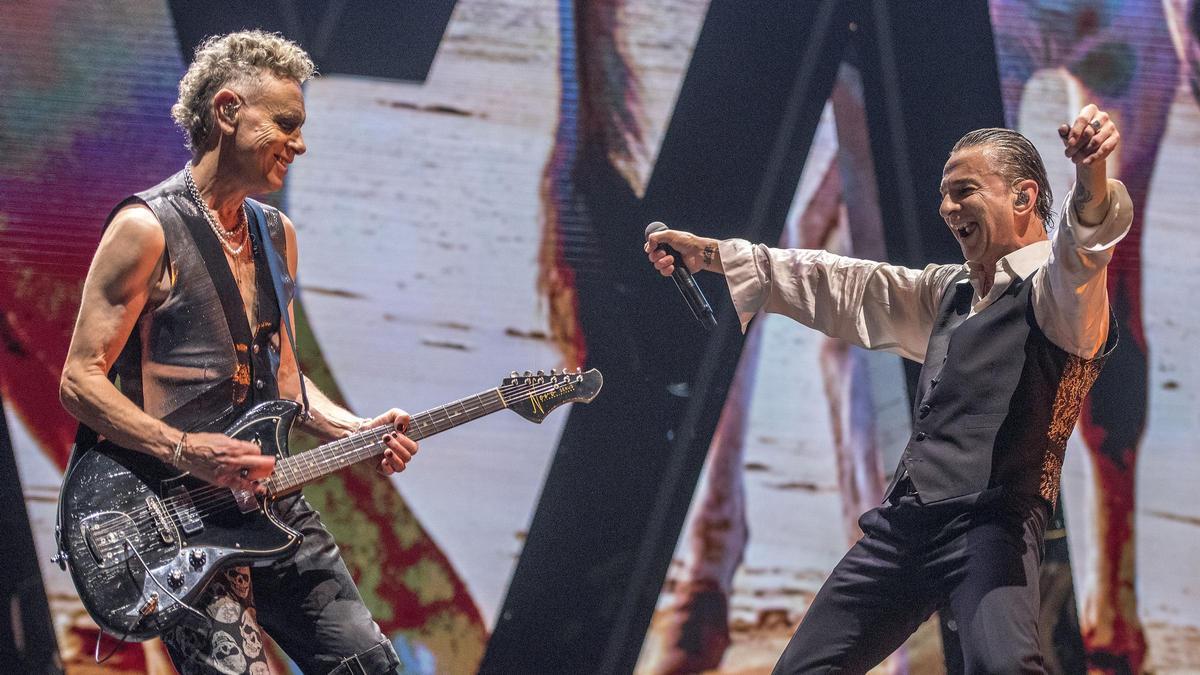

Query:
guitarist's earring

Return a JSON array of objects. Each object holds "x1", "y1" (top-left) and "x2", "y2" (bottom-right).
[{"x1": 220, "y1": 101, "x2": 240, "y2": 136}]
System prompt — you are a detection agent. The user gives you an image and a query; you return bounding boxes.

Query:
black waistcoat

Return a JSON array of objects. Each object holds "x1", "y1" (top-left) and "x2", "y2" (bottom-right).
[
  {"x1": 885, "y1": 271, "x2": 1116, "y2": 507},
  {"x1": 108, "y1": 170, "x2": 289, "y2": 430}
]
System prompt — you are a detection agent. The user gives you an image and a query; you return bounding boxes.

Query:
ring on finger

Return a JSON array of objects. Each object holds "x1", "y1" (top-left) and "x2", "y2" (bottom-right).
[
  {"x1": 240, "y1": 467, "x2": 250, "y2": 479},
  {"x1": 1089, "y1": 119, "x2": 1102, "y2": 133}
]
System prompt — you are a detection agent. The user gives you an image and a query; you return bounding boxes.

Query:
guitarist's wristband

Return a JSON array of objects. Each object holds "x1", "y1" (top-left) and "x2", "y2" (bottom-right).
[{"x1": 172, "y1": 432, "x2": 187, "y2": 467}]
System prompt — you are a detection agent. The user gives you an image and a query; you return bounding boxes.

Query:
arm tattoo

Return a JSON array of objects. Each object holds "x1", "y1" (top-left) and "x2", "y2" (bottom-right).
[
  {"x1": 1073, "y1": 182, "x2": 1094, "y2": 205},
  {"x1": 702, "y1": 245, "x2": 715, "y2": 266}
]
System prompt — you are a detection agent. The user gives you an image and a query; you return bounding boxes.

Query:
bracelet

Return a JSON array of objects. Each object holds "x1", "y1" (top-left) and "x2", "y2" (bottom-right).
[{"x1": 171, "y1": 432, "x2": 188, "y2": 466}]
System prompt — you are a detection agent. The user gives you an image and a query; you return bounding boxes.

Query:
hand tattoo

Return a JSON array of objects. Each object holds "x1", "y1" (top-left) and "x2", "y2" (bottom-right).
[{"x1": 702, "y1": 245, "x2": 715, "y2": 266}]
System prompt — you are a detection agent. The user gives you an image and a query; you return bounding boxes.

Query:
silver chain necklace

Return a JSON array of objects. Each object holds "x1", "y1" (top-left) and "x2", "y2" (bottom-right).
[{"x1": 184, "y1": 165, "x2": 248, "y2": 256}]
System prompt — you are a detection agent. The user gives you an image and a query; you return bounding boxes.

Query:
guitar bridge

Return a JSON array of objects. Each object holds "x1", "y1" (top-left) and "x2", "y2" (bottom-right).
[{"x1": 145, "y1": 496, "x2": 177, "y2": 544}]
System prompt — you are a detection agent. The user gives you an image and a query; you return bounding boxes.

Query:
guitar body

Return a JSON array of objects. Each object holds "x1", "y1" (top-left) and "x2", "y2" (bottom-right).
[{"x1": 58, "y1": 400, "x2": 304, "y2": 640}]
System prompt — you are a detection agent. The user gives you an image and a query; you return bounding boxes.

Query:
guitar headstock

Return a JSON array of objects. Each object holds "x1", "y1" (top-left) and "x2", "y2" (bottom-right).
[{"x1": 501, "y1": 368, "x2": 603, "y2": 423}]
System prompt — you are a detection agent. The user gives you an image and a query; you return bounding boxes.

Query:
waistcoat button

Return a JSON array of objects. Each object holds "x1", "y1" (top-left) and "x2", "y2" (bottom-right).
[
  {"x1": 252, "y1": 343, "x2": 261, "y2": 354},
  {"x1": 255, "y1": 379, "x2": 264, "y2": 390},
  {"x1": 919, "y1": 404, "x2": 931, "y2": 417},
  {"x1": 914, "y1": 431, "x2": 927, "y2": 441}
]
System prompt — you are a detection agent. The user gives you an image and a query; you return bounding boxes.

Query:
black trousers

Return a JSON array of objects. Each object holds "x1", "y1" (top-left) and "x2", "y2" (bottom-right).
[
  {"x1": 772, "y1": 489, "x2": 1049, "y2": 675},
  {"x1": 163, "y1": 494, "x2": 400, "y2": 675}
]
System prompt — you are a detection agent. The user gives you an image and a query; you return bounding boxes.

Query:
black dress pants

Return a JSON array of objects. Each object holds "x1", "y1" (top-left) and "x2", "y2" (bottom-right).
[
  {"x1": 772, "y1": 490, "x2": 1049, "y2": 675},
  {"x1": 164, "y1": 494, "x2": 400, "y2": 675}
]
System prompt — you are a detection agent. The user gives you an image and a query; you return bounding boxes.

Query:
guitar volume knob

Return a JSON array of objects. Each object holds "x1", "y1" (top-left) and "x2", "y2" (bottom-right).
[
  {"x1": 189, "y1": 549, "x2": 207, "y2": 568},
  {"x1": 168, "y1": 569, "x2": 185, "y2": 588}
]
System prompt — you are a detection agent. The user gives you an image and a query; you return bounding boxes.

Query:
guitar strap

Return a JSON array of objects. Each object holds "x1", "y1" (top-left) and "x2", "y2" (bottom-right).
[{"x1": 245, "y1": 198, "x2": 311, "y2": 418}]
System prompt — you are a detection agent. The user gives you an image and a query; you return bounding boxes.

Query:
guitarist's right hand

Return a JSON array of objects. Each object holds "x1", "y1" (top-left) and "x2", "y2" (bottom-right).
[{"x1": 176, "y1": 432, "x2": 276, "y2": 490}]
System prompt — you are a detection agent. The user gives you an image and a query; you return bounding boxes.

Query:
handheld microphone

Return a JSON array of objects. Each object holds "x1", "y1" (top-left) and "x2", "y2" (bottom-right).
[{"x1": 645, "y1": 221, "x2": 717, "y2": 331}]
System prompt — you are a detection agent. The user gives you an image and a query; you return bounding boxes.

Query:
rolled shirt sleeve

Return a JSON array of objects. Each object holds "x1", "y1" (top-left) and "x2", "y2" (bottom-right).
[
  {"x1": 1033, "y1": 178, "x2": 1133, "y2": 358},
  {"x1": 719, "y1": 238, "x2": 963, "y2": 364}
]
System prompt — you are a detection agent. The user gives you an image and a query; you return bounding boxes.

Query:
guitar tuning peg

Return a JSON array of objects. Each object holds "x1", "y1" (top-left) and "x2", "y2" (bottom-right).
[
  {"x1": 536, "y1": 370, "x2": 545, "y2": 377},
  {"x1": 575, "y1": 367, "x2": 582, "y2": 374},
  {"x1": 511, "y1": 371, "x2": 519, "y2": 378},
  {"x1": 523, "y1": 370, "x2": 533, "y2": 377},
  {"x1": 550, "y1": 368, "x2": 559, "y2": 376}
]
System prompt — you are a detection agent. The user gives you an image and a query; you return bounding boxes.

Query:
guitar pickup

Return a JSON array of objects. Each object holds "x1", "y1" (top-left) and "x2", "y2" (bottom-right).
[{"x1": 167, "y1": 486, "x2": 204, "y2": 536}]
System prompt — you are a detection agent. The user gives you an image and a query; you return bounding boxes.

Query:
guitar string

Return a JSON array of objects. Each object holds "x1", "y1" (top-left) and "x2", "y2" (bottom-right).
[
  {"x1": 87, "y1": 378, "x2": 561, "y2": 544},
  {"x1": 160, "y1": 377, "x2": 566, "y2": 515},
  {"x1": 87, "y1": 379, "x2": 552, "y2": 545},
  {"x1": 85, "y1": 377, "x2": 587, "y2": 548},
  {"x1": 88, "y1": 385, "x2": 541, "y2": 552}
]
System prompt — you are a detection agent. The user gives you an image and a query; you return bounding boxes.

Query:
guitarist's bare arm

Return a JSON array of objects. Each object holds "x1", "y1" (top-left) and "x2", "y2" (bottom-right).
[
  {"x1": 60, "y1": 205, "x2": 274, "y2": 489},
  {"x1": 275, "y1": 213, "x2": 417, "y2": 475}
]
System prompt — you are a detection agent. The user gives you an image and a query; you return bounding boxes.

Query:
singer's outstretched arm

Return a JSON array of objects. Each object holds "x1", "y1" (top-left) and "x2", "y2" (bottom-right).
[{"x1": 645, "y1": 228, "x2": 959, "y2": 363}]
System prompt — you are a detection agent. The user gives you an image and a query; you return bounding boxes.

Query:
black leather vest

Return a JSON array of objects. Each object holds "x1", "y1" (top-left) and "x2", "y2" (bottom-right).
[
  {"x1": 885, "y1": 271, "x2": 1116, "y2": 506},
  {"x1": 108, "y1": 170, "x2": 290, "y2": 430}
]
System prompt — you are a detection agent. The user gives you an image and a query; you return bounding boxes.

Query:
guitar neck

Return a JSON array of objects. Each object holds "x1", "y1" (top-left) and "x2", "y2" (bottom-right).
[{"x1": 265, "y1": 388, "x2": 507, "y2": 494}]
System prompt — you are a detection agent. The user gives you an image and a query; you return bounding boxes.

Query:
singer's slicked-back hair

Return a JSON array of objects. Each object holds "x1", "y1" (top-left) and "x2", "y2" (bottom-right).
[{"x1": 952, "y1": 128, "x2": 1054, "y2": 226}]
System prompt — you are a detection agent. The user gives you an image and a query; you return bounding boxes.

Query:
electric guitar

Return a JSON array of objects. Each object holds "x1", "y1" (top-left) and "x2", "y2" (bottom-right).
[{"x1": 56, "y1": 368, "x2": 602, "y2": 640}]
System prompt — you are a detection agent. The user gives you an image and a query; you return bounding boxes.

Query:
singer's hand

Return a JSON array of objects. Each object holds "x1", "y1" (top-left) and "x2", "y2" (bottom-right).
[
  {"x1": 644, "y1": 228, "x2": 723, "y2": 276},
  {"x1": 1056, "y1": 103, "x2": 1118, "y2": 225},
  {"x1": 1057, "y1": 104, "x2": 1118, "y2": 167}
]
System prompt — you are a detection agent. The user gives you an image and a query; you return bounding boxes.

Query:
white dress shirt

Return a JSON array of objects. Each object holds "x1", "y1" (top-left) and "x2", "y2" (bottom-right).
[{"x1": 719, "y1": 179, "x2": 1133, "y2": 361}]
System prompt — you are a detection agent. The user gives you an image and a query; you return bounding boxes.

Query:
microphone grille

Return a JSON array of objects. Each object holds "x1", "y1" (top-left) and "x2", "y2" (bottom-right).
[{"x1": 644, "y1": 221, "x2": 668, "y2": 240}]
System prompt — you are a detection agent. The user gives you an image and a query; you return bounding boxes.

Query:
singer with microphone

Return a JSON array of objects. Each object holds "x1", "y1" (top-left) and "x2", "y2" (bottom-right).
[
  {"x1": 645, "y1": 221, "x2": 718, "y2": 330},
  {"x1": 644, "y1": 106, "x2": 1131, "y2": 672}
]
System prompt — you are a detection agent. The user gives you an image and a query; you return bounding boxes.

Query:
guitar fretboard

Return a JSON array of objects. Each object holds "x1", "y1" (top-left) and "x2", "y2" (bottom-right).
[{"x1": 265, "y1": 388, "x2": 506, "y2": 494}]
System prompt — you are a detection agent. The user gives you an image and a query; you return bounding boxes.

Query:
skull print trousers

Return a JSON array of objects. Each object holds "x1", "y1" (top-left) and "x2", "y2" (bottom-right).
[{"x1": 162, "y1": 494, "x2": 401, "y2": 675}]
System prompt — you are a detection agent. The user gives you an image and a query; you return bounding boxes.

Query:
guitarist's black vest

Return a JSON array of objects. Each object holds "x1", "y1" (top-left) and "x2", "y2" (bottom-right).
[
  {"x1": 885, "y1": 271, "x2": 1116, "y2": 507},
  {"x1": 106, "y1": 170, "x2": 290, "y2": 432}
]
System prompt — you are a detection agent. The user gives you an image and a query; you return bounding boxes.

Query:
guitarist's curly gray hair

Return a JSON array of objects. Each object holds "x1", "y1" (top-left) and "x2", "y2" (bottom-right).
[{"x1": 171, "y1": 30, "x2": 315, "y2": 155}]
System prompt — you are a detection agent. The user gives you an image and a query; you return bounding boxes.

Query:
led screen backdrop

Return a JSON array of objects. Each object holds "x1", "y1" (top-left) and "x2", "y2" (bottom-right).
[{"x1": 2, "y1": 1, "x2": 1198, "y2": 673}]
